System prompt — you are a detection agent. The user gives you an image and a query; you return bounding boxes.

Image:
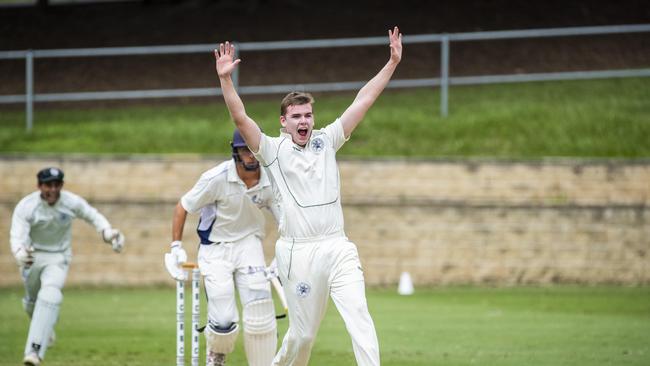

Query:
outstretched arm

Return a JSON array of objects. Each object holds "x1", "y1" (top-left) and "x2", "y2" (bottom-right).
[
  {"x1": 165, "y1": 201, "x2": 189, "y2": 281},
  {"x1": 215, "y1": 41, "x2": 262, "y2": 152},
  {"x1": 10, "y1": 205, "x2": 34, "y2": 266},
  {"x1": 339, "y1": 26, "x2": 402, "y2": 138}
]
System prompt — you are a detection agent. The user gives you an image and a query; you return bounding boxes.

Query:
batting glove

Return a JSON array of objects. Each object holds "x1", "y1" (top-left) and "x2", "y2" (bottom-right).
[
  {"x1": 164, "y1": 241, "x2": 188, "y2": 281},
  {"x1": 102, "y1": 228, "x2": 125, "y2": 253},
  {"x1": 13, "y1": 246, "x2": 34, "y2": 267},
  {"x1": 264, "y1": 258, "x2": 279, "y2": 281}
]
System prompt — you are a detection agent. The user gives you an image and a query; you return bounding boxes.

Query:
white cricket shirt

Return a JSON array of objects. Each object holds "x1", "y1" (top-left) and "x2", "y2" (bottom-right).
[
  {"x1": 180, "y1": 159, "x2": 277, "y2": 244},
  {"x1": 10, "y1": 190, "x2": 111, "y2": 254},
  {"x1": 253, "y1": 118, "x2": 348, "y2": 239}
]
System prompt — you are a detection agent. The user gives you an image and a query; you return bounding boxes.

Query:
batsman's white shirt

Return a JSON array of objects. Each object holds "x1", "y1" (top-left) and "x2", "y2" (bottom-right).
[
  {"x1": 180, "y1": 159, "x2": 277, "y2": 243},
  {"x1": 253, "y1": 118, "x2": 347, "y2": 239},
  {"x1": 10, "y1": 191, "x2": 111, "y2": 255},
  {"x1": 181, "y1": 159, "x2": 278, "y2": 335}
]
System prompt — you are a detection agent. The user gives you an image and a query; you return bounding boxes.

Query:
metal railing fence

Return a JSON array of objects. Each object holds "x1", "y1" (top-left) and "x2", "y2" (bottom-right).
[{"x1": 1, "y1": 23, "x2": 649, "y2": 131}]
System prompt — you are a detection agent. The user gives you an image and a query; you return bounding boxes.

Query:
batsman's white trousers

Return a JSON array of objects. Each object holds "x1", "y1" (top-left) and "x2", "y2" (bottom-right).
[
  {"x1": 21, "y1": 250, "x2": 70, "y2": 316},
  {"x1": 272, "y1": 233, "x2": 380, "y2": 366},
  {"x1": 198, "y1": 234, "x2": 272, "y2": 327}
]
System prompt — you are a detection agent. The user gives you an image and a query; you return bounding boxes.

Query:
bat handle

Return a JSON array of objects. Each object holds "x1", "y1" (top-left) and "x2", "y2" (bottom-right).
[{"x1": 271, "y1": 277, "x2": 289, "y2": 313}]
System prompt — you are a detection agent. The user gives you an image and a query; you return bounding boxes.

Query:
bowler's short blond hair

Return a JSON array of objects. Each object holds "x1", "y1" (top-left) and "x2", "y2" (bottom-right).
[{"x1": 280, "y1": 92, "x2": 314, "y2": 116}]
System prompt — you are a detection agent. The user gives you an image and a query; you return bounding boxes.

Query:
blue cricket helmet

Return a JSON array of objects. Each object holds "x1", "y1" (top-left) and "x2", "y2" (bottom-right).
[
  {"x1": 230, "y1": 129, "x2": 260, "y2": 171},
  {"x1": 231, "y1": 129, "x2": 247, "y2": 149}
]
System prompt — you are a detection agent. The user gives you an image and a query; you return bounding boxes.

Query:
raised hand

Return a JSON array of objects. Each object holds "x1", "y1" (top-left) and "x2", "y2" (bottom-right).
[
  {"x1": 388, "y1": 26, "x2": 402, "y2": 64},
  {"x1": 214, "y1": 41, "x2": 241, "y2": 78}
]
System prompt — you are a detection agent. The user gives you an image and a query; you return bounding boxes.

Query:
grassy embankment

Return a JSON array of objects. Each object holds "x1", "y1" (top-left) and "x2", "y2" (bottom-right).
[{"x1": 1, "y1": 77, "x2": 649, "y2": 158}]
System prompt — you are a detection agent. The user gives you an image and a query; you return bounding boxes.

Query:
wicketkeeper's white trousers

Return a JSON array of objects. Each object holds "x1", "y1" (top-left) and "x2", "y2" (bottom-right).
[
  {"x1": 22, "y1": 250, "x2": 70, "y2": 310},
  {"x1": 21, "y1": 250, "x2": 70, "y2": 360},
  {"x1": 272, "y1": 234, "x2": 380, "y2": 366}
]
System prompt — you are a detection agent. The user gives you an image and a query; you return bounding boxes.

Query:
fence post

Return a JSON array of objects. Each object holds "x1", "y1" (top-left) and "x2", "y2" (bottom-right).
[
  {"x1": 232, "y1": 42, "x2": 240, "y2": 92},
  {"x1": 440, "y1": 35, "x2": 449, "y2": 117},
  {"x1": 26, "y1": 50, "x2": 34, "y2": 132}
]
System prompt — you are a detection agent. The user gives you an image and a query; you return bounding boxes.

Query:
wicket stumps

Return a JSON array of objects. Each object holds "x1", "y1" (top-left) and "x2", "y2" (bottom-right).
[{"x1": 176, "y1": 262, "x2": 200, "y2": 366}]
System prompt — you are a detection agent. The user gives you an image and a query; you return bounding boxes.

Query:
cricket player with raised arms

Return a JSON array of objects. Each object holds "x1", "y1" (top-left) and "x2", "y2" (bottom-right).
[
  {"x1": 164, "y1": 130, "x2": 282, "y2": 366},
  {"x1": 10, "y1": 167, "x2": 125, "y2": 366},
  {"x1": 214, "y1": 26, "x2": 402, "y2": 365}
]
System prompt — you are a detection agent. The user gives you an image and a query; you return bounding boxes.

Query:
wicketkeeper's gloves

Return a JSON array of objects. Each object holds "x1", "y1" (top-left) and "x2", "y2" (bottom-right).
[
  {"x1": 102, "y1": 228, "x2": 125, "y2": 253},
  {"x1": 13, "y1": 246, "x2": 34, "y2": 267}
]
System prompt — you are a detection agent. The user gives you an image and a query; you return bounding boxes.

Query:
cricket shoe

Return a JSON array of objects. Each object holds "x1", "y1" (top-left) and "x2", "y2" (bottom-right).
[
  {"x1": 23, "y1": 352, "x2": 41, "y2": 366},
  {"x1": 207, "y1": 351, "x2": 226, "y2": 366}
]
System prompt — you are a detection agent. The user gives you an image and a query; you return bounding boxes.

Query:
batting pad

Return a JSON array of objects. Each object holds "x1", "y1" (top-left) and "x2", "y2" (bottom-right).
[
  {"x1": 24, "y1": 286, "x2": 62, "y2": 359},
  {"x1": 243, "y1": 298, "x2": 277, "y2": 366},
  {"x1": 205, "y1": 323, "x2": 239, "y2": 354}
]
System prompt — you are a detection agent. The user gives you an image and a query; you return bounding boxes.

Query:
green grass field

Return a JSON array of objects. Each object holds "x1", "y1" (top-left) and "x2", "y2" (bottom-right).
[
  {"x1": 1, "y1": 78, "x2": 649, "y2": 158},
  {"x1": 1, "y1": 286, "x2": 648, "y2": 365}
]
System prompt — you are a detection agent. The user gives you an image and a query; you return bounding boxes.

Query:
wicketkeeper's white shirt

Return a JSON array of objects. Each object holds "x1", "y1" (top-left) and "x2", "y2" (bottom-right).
[
  {"x1": 254, "y1": 118, "x2": 348, "y2": 239},
  {"x1": 10, "y1": 190, "x2": 111, "y2": 254},
  {"x1": 180, "y1": 159, "x2": 278, "y2": 244}
]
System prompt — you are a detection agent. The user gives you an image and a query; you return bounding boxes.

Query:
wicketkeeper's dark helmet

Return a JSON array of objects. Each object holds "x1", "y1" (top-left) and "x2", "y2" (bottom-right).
[{"x1": 37, "y1": 167, "x2": 64, "y2": 184}]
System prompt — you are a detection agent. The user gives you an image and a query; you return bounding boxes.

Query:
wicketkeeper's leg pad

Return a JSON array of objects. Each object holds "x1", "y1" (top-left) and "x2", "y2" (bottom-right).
[
  {"x1": 243, "y1": 298, "x2": 277, "y2": 366},
  {"x1": 22, "y1": 297, "x2": 35, "y2": 317},
  {"x1": 24, "y1": 286, "x2": 62, "y2": 360},
  {"x1": 205, "y1": 322, "x2": 239, "y2": 355}
]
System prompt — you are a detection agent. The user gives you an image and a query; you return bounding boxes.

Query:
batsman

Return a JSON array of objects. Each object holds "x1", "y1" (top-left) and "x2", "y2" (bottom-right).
[
  {"x1": 164, "y1": 130, "x2": 282, "y2": 366},
  {"x1": 215, "y1": 27, "x2": 402, "y2": 365}
]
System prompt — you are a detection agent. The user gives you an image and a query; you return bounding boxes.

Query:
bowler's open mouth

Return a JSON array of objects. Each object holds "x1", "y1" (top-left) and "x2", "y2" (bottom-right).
[{"x1": 298, "y1": 128, "x2": 308, "y2": 137}]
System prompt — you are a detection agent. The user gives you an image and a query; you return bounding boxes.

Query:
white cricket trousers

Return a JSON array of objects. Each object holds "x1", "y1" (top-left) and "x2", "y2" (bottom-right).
[
  {"x1": 198, "y1": 234, "x2": 272, "y2": 326},
  {"x1": 21, "y1": 250, "x2": 70, "y2": 360},
  {"x1": 22, "y1": 250, "x2": 70, "y2": 316},
  {"x1": 272, "y1": 234, "x2": 380, "y2": 366}
]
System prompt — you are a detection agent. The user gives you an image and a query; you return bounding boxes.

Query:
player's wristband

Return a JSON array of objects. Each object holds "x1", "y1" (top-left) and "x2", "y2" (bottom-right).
[{"x1": 170, "y1": 240, "x2": 182, "y2": 248}]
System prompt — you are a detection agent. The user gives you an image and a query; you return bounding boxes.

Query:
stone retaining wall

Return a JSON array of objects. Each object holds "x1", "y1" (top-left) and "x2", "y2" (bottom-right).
[{"x1": 1, "y1": 156, "x2": 648, "y2": 286}]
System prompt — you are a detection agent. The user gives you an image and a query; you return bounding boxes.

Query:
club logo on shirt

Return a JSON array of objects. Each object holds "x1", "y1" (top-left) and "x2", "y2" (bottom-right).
[
  {"x1": 310, "y1": 137, "x2": 325, "y2": 153},
  {"x1": 59, "y1": 213, "x2": 71, "y2": 223},
  {"x1": 296, "y1": 282, "x2": 311, "y2": 298},
  {"x1": 250, "y1": 194, "x2": 263, "y2": 205}
]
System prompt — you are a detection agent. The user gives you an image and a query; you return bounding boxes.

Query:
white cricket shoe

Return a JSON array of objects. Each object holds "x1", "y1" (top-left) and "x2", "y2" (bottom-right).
[
  {"x1": 23, "y1": 352, "x2": 41, "y2": 366},
  {"x1": 207, "y1": 351, "x2": 226, "y2": 366}
]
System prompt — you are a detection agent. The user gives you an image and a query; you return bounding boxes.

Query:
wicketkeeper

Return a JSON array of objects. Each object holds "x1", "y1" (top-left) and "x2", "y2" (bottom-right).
[
  {"x1": 165, "y1": 130, "x2": 281, "y2": 366},
  {"x1": 10, "y1": 167, "x2": 125, "y2": 366}
]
